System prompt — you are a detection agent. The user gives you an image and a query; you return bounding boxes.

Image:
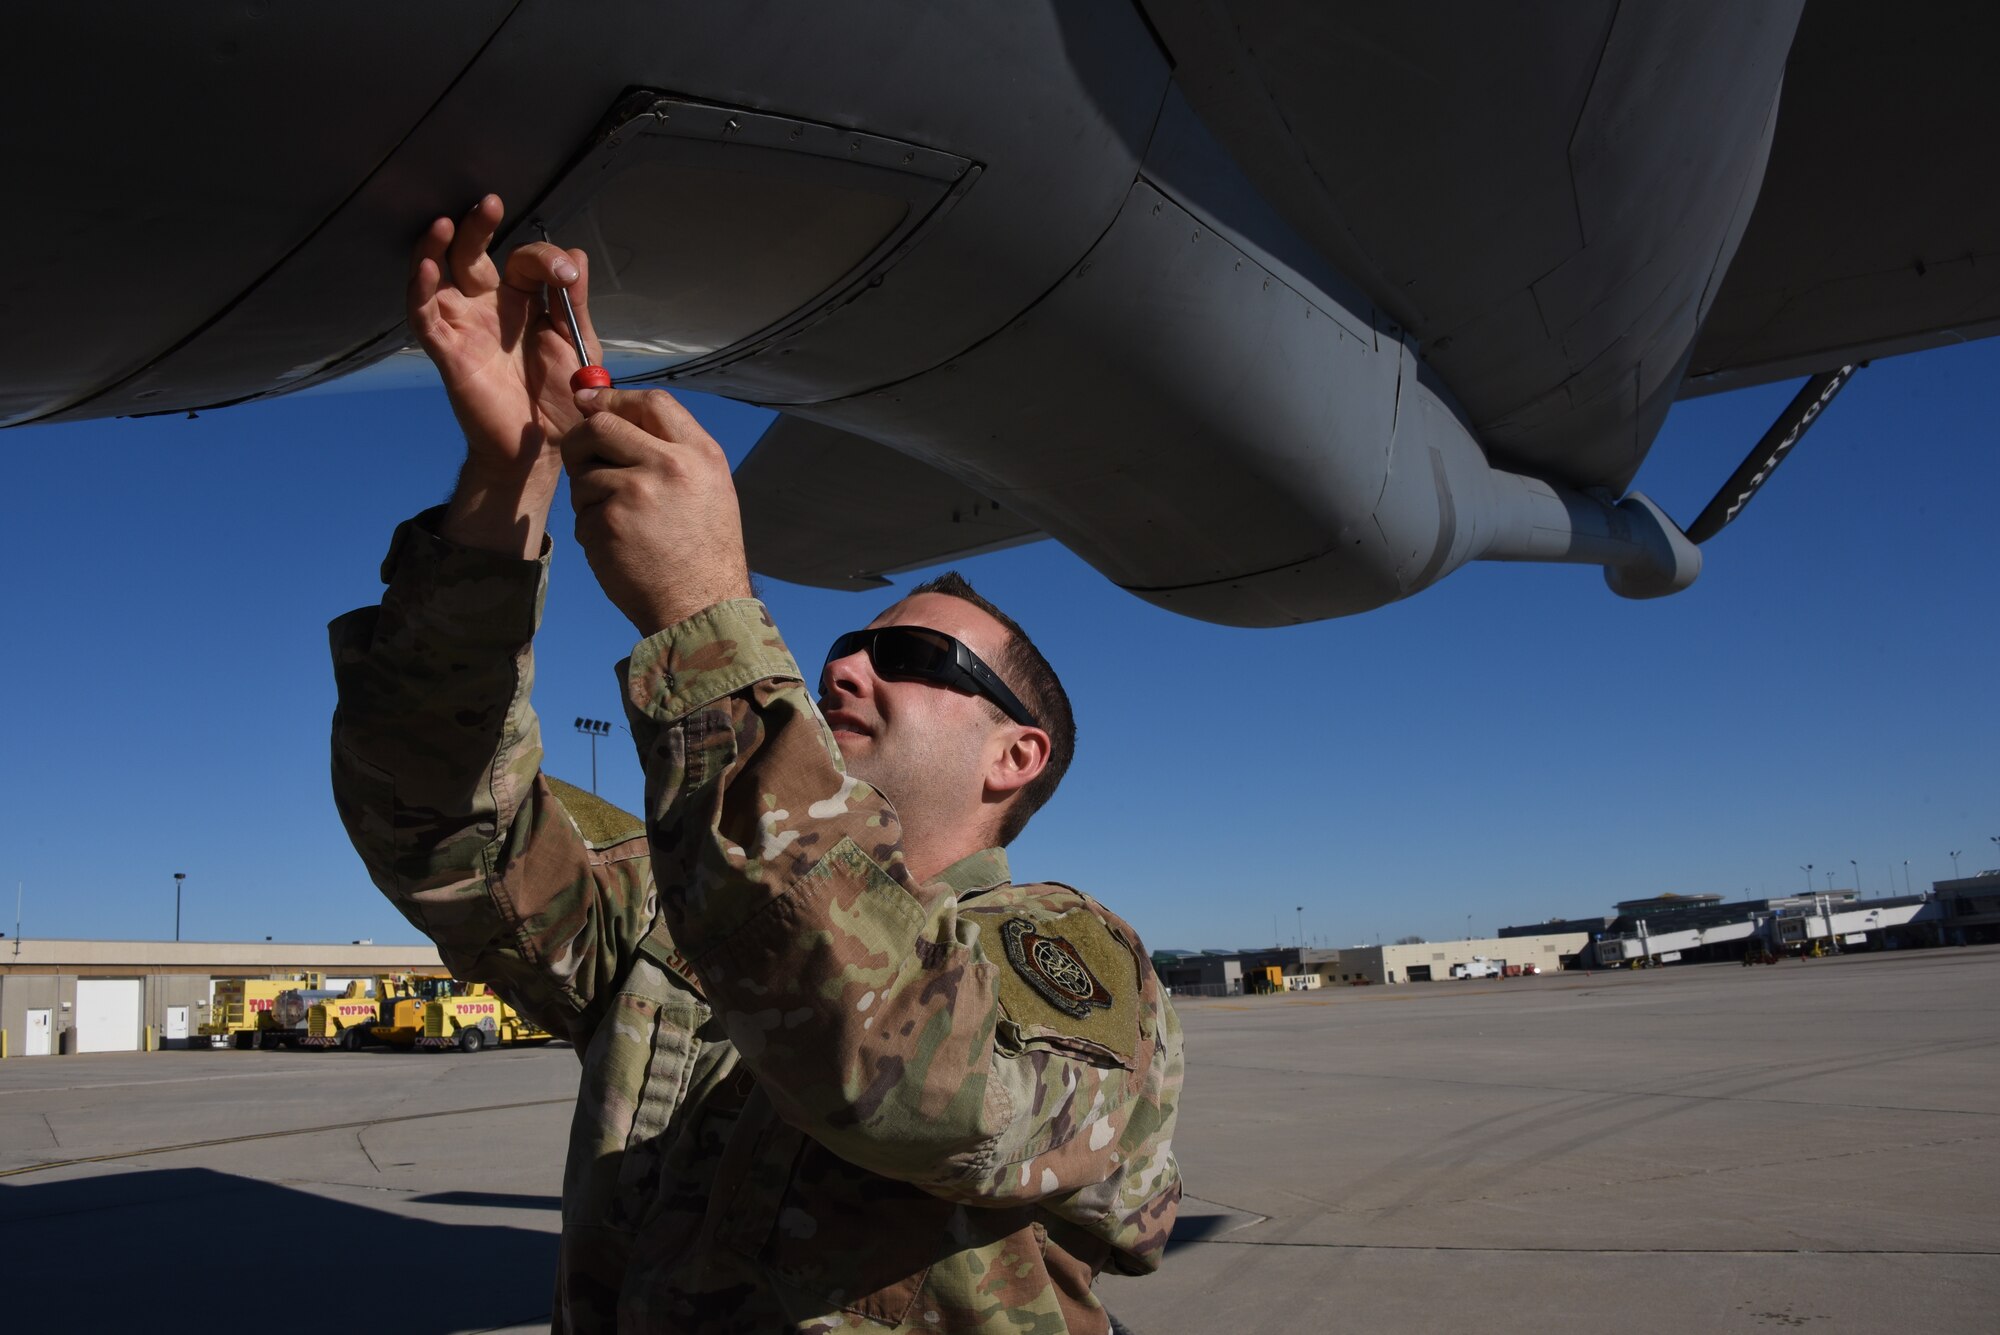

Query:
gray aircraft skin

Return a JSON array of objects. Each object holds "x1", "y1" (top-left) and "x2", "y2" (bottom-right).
[{"x1": 7, "y1": 2, "x2": 1995, "y2": 626}]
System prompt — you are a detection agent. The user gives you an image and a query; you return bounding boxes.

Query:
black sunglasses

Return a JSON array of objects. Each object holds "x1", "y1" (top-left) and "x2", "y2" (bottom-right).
[{"x1": 823, "y1": 626, "x2": 1039, "y2": 728}]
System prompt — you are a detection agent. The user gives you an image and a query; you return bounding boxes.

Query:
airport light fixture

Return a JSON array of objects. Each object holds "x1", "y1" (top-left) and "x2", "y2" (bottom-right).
[
  {"x1": 1950, "y1": 850, "x2": 1961, "y2": 878},
  {"x1": 173, "y1": 871, "x2": 186, "y2": 942},
  {"x1": 1903, "y1": 859, "x2": 1911, "y2": 895},
  {"x1": 1849, "y1": 858, "x2": 1860, "y2": 895},
  {"x1": 574, "y1": 717, "x2": 615, "y2": 793},
  {"x1": 1799, "y1": 863, "x2": 1812, "y2": 893}
]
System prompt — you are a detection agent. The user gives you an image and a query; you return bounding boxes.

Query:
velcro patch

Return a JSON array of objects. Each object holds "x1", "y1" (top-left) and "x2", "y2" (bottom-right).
[
  {"x1": 547, "y1": 775, "x2": 646, "y2": 849},
  {"x1": 1003, "y1": 919, "x2": 1112, "y2": 1018},
  {"x1": 990, "y1": 908, "x2": 1139, "y2": 1065}
]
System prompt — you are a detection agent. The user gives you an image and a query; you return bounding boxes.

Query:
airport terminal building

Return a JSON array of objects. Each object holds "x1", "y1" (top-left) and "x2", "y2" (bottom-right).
[
  {"x1": 1934, "y1": 870, "x2": 2000, "y2": 943},
  {"x1": 1158, "y1": 932, "x2": 1590, "y2": 994},
  {"x1": 0, "y1": 939, "x2": 442, "y2": 1057}
]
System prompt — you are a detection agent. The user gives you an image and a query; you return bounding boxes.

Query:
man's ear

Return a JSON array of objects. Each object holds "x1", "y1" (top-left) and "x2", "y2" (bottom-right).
[{"x1": 985, "y1": 725, "x2": 1051, "y2": 800}]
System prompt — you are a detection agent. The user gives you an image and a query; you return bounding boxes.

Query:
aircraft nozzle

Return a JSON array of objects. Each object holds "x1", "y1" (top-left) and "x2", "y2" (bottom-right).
[
  {"x1": 1476, "y1": 477, "x2": 1700, "y2": 601},
  {"x1": 1602, "y1": 492, "x2": 1701, "y2": 600}
]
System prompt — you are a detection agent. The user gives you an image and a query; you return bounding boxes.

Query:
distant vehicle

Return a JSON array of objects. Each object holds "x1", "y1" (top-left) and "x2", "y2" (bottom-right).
[
  {"x1": 1519, "y1": 962, "x2": 1541, "y2": 977},
  {"x1": 299, "y1": 979, "x2": 389, "y2": 1050},
  {"x1": 262, "y1": 986, "x2": 351, "y2": 1048},
  {"x1": 193, "y1": 975, "x2": 322, "y2": 1049},
  {"x1": 415, "y1": 983, "x2": 552, "y2": 1054},
  {"x1": 366, "y1": 974, "x2": 459, "y2": 1048},
  {"x1": 1451, "y1": 958, "x2": 1503, "y2": 980}
]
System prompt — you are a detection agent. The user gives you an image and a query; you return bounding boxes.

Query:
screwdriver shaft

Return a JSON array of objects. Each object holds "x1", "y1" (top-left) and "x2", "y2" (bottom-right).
[{"x1": 535, "y1": 222, "x2": 594, "y2": 369}]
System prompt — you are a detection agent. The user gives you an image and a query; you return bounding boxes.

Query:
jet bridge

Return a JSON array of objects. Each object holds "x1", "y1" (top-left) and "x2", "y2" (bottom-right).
[{"x1": 1593, "y1": 897, "x2": 1937, "y2": 965}]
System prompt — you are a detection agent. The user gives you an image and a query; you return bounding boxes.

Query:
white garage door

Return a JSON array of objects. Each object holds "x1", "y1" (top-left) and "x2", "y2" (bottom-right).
[{"x1": 75, "y1": 979, "x2": 142, "y2": 1053}]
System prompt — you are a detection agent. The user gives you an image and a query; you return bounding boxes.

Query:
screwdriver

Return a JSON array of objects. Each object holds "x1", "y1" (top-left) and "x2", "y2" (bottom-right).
[{"x1": 536, "y1": 222, "x2": 612, "y2": 392}]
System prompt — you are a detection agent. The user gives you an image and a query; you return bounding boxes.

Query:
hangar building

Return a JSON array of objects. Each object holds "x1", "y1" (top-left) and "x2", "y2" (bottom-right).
[{"x1": 0, "y1": 938, "x2": 443, "y2": 1056}]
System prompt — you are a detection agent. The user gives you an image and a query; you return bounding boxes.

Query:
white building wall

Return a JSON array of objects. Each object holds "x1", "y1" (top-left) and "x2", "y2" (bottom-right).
[{"x1": 1331, "y1": 934, "x2": 1589, "y2": 984}]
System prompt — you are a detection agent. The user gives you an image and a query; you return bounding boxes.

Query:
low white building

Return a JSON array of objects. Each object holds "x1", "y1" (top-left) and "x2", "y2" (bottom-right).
[{"x1": 1324, "y1": 933, "x2": 1590, "y2": 985}]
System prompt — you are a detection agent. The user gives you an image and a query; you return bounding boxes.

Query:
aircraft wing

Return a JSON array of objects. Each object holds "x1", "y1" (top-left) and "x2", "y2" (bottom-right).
[
  {"x1": 1680, "y1": 0, "x2": 2000, "y2": 395},
  {"x1": 735, "y1": 416, "x2": 1044, "y2": 592}
]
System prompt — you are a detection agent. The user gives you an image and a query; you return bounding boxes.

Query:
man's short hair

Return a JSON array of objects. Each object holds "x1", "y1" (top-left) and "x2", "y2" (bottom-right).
[{"x1": 908, "y1": 571, "x2": 1074, "y2": 844}]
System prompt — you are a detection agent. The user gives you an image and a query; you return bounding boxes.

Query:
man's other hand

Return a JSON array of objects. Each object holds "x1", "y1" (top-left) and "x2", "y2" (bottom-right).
[
  {"x1": 410, "y1": 193, "x2": 600, "y2": 554},
  {"x1": 562, "y1": 387, "x2": 753, "y2": 636}
]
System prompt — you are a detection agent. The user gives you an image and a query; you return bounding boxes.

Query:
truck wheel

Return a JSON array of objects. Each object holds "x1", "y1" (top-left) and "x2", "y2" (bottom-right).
[
  {"x1": 341, "y1": 1027, "x2": 367, "y2": 1052},
  {"x1": 457, "y1": 1027, "x2": 487, "y2": 1054},
  {"x1": 233, "y1": 1032, "x2": 255, "y2": 1050}
]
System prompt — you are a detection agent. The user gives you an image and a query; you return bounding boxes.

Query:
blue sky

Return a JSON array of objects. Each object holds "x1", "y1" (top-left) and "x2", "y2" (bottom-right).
[{"x1": 3, "y1": 339, "x2": 1995, "y2": 953}]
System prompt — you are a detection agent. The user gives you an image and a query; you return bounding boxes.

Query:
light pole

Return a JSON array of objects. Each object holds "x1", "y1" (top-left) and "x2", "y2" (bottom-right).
[
  {"x1": 1849, "y1": 858, "x2": 1859, "y2": 895},
  {"x1": 1824, "y1": 870, "x2": 1834, "y2": 893},
  {"x1": 1949, "y1": 850, "x2": 1962, "y2": 878},
  {"x1": 1800, "y1": 864, "x2": 1813, "y2": 894},
  {"x1": 1903, "y1": 859, "x2": 1911, "y2": 895},
  {"x1": 173, "y1": 872, "x2": 186, "y2": 942},
  {"x1": 1295, "y1": 905, "x2": 1304, "y2": 949},
  {"x1": 574, "y1": 717, "x2": 614, "y2": 793}
]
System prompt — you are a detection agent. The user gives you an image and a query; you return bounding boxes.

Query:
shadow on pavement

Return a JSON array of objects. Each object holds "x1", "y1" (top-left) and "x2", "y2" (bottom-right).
[
  {"x1": 1166, "y1": 1212, "x2": 1242, "y2": 1251},
  {"x1": 0, "y1": 1167, "x2": 555, "y2": 1331},
  {"x1": 411, "y1": 1189, "x2": 561, "y2": 1211}
]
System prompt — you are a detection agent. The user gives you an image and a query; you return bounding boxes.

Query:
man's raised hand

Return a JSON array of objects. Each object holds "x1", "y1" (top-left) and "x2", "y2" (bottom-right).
[
  {"x1": 561, "y1": 387, "x2": 752, "y2": 637},
  {"x1": 409, "y1": 194, "x2": 600, "y2": 553}
]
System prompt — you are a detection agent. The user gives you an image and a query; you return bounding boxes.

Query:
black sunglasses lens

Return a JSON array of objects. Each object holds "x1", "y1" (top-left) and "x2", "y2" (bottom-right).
[{"x1": 870, "y1": 627, "x2": 953, "y2": 679}]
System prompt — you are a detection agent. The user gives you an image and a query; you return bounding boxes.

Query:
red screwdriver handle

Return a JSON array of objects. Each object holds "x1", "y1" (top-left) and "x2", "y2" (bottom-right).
[{"x1": 570, "y1": 365, "x2": 612, "y2": 392}]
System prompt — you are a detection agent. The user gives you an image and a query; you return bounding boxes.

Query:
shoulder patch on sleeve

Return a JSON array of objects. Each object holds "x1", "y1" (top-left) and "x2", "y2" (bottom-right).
[
  {"x1": 987, "y1": 906, "x2": 1140, "y2": 1064},
  {"x1": 545, "y1": 775, "x2": 646, "y2": 849}
]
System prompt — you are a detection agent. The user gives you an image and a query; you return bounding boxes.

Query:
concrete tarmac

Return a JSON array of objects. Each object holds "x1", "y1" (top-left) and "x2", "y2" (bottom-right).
[{"x1": 3, "y1": 947, "x2": 1995, "y2": 1331}]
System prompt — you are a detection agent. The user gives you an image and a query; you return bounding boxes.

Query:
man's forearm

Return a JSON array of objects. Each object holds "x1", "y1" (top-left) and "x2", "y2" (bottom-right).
[
  {"x1": 440, "y1": 452, "x2": 563, "y2": 559},
  {"x1": 330, "y1": 511, "x2": 661, "y2": 1037}
]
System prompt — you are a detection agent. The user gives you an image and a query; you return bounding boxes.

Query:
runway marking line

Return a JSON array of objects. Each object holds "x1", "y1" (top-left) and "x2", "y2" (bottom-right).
[{"x1": 0, "y1": 1095, "x2": 572, "y2": 1180}]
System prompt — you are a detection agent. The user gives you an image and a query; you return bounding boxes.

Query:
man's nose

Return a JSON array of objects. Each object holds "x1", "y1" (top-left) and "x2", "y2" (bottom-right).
[{"x1": 821, "y1": 648, "x2": 873, "y2": 699}]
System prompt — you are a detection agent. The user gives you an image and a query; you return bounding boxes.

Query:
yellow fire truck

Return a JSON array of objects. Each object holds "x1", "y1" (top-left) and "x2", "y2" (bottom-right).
[{"x1": 415, "y1": 983, "x2": 552, "y2": 1053}]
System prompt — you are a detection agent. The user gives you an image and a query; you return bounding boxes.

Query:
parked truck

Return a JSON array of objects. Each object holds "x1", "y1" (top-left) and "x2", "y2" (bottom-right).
[
  {"x1": 192, "y1": 974, "x2": 323, "y2": 1049},
  {"x1": 365, "y1": 973, "x2": 457, "y2": 1048},
  {"x1": 262, "y1": 985, "x2": 352, "y2": 1048},
  {"x1": 299, "y1": 979, "x2": 388, "y2": 1050},
  {"x1": 415, "y1": 983, "x2": 552, "y2": 1053},
  {"x1": 1450, "y1": 957, "x2": 1504, "y2": 980}
]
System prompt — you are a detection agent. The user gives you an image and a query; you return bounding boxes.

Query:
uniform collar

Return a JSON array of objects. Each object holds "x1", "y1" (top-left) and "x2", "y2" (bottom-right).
[{"x1": 934, "y1": 846, "x2": 1010, "y2": 897}]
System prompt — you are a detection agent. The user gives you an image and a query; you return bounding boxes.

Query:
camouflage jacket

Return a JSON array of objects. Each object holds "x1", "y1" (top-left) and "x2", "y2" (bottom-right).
[{"x1": 329, "y1": 511, "x2": 1183, "y2": 1333}]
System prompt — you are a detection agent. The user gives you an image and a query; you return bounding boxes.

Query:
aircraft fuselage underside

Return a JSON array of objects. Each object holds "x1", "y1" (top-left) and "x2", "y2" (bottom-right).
[{"x1": 15, "y1": 2, "x2": 1981, "y2": 624}]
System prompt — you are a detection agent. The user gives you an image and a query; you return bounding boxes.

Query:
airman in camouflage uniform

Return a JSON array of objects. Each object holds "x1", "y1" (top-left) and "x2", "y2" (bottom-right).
[{"x1": 329, "y1": 194, "x2": 1181, "y2": 1333}]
